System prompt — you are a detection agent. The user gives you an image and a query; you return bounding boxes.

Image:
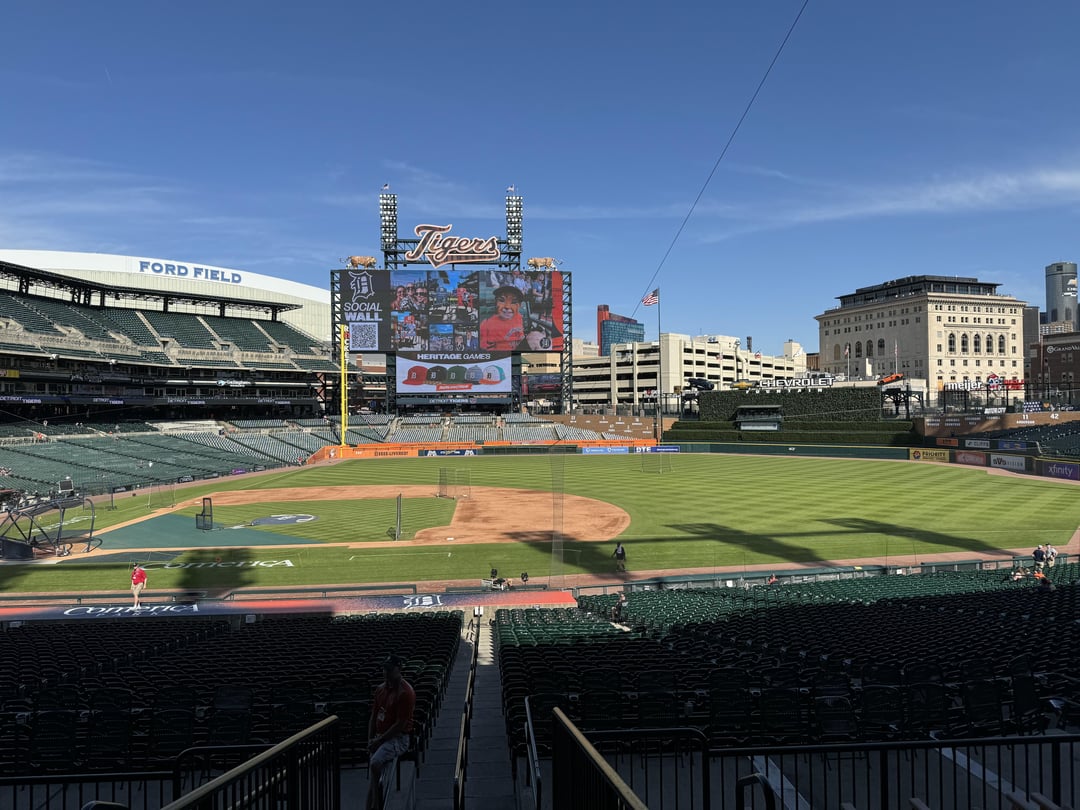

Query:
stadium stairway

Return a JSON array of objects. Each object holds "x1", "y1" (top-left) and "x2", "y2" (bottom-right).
[
  {"x1": 462, "y1": 618, "x2": 518, "y2": 810},
  {"x1": 343, "y1": 615, "x2": 516, "y2": 810}
]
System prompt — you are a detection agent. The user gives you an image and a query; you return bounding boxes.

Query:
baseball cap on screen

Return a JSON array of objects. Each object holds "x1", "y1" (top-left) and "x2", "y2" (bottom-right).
[
  {"x1": 465, "y1": 366, "x2": 484, "y2": 383},
  {"x1": 402, "y1": 365, "x2": 428, "y2": 384},
  {"x1": 481, "y1": 365, "x2": 505, "y2": 384},
  {"x1": 426, "y1": 366, "x2": 448, "y2": 383},
  {"x1": 447, "y1": 365, "x2": 468, "y2": 383}
]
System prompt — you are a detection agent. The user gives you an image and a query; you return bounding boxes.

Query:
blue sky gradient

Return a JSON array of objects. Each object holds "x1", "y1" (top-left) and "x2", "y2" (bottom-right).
[{"x1": 2, "y1": 1, "x2": 1078, "y2": 353}]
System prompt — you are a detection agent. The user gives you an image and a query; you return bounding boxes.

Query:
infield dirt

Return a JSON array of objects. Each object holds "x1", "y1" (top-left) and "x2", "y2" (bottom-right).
[{"x1": 181, "y1": 485, "x2": 630, "y2": 546}]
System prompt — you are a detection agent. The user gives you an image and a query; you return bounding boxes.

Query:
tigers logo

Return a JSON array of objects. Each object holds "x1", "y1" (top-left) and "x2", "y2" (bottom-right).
[
  {"x1": 349, "y1": 271, "x2": 374, "y2": 300},
  {"x1": 404, "y1": 224, "x2": 500, "y2": 268}
]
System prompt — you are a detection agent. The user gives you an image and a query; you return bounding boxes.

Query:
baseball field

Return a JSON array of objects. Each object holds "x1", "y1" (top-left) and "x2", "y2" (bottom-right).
[{"x1": 5, "y1": 453, "x2": 1079, "y2": 595}]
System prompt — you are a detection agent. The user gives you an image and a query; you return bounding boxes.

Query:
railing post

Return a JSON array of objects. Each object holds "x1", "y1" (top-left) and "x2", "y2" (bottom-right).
[
  {"x1": 878, "y1": 747, "x2": 890, "y2": 809},
  {"x1": 1052, "y1": 739, "x2": 1062, "y2": 807}
]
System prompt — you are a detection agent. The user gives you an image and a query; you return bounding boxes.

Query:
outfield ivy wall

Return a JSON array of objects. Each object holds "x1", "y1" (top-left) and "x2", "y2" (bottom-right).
[
  {"x1": 673, "y1": 442, "x2": 910, "y2": 460},
  {"x1": 698, "y1": 387, "x2": 884, "y2": 421}
]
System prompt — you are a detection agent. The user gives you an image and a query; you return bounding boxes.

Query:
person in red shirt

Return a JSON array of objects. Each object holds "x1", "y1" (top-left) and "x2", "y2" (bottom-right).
[
  {"x1": 479, "y1": 286, "x2": 526, "y2": 349},
  {"x1": 367, "y1": 654, "x2": 416, "y2": 810},
  {"x1": 479, "y1": 286, "x2": 547, "y2": 350},
  {"x1": 130, "y1": 563, "x2": 147, "y2": 608}
]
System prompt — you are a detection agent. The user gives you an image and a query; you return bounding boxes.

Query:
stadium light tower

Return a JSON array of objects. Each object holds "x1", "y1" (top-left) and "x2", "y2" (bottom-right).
[
  {"x1": 379, "y1": 192, "x2": 398, "y2": 251},
  {"x1": 505, "y1": 194, "x2": 523, "y2": 254}
]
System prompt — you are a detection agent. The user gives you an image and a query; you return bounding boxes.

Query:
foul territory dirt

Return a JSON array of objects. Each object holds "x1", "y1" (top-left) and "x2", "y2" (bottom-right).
[{"x1": 189, "y1": 486, "x2": 629, "y2": 546}]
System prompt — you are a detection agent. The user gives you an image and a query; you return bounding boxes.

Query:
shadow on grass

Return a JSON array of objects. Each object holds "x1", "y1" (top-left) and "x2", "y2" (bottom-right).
[
  {"x1": 822, "y1": 517, "x2": 1020, "y2": 558},
  {"x1": 175, "y1": 547, "x2": 261, "y2": 600},
  {"x1": 660, "y1": 515, "x2": 1012, "y2": 567}
]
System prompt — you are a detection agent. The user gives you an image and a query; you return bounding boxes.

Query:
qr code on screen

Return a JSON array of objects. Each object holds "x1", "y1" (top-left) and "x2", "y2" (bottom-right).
[{"x1": 348, "y1": 324, "x2": 379, "y2": 351}]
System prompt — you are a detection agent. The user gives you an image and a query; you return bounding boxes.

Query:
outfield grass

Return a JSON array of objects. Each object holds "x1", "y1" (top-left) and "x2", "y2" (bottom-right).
[{"x1": 4, "y1": 454, "x2": 1078, "y2": 595}]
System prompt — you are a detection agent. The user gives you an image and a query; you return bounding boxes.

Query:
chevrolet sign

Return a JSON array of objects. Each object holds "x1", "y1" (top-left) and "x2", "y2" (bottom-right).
[{"x1": 758, "y1": 377, "x2": 834, "y2": 389}]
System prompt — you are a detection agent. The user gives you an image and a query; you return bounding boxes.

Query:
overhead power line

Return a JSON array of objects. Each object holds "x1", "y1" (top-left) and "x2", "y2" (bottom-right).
[{"x1": 632, "y1": 0, "x2": 812, "y2": 321}]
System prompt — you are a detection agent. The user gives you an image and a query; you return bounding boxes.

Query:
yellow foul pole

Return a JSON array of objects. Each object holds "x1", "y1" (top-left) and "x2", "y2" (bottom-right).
[{"x1": 338, "y1": 323, "x2": 349, "y2": 447}]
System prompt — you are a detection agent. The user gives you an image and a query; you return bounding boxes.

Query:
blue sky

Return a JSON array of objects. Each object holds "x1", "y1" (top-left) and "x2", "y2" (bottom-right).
[{"x1": 2, "y1": 1, "x2": 1078, "y2": 354}]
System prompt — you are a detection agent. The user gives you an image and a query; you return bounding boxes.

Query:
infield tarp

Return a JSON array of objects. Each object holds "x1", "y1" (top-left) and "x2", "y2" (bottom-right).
[{"x1": 99, "y1": 513, "x2": 323, "y2": 549}]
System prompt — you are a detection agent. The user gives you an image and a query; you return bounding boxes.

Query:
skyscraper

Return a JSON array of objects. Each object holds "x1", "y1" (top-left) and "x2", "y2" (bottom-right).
[
  {"x1": 1044, "y1": 261, "x2": 1077, "y2": 332},
  {"x1": 596, "y1": 305, "x2": 644, "y2": 356}
]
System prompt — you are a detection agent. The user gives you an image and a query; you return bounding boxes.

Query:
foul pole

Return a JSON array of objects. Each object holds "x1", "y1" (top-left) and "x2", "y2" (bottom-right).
[{"x1": 339, "y1": 323, "x2": 349, "y2": 447}]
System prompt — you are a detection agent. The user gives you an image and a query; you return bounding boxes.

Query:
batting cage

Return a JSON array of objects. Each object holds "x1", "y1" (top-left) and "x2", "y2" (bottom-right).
[{"x1": 195, "y1": 497, "x2": 214, "y2": 531}]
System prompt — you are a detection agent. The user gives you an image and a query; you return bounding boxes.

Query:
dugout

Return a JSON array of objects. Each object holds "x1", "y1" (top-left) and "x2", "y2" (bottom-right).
[{"x1": 733, "y1": 404, "x2": 783, "y2": 431}]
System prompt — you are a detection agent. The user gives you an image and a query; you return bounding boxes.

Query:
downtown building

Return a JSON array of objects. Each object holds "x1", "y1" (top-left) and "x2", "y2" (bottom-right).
[
  {"x1": 596, "y1": 305, "x2": 645, "y2": 356},
  {"x1": 815, "y1": 275, "x2": 1033, "y2": 392},
  {"x1": 568, "y1": 333, "x2": 806, "y2": 412}
]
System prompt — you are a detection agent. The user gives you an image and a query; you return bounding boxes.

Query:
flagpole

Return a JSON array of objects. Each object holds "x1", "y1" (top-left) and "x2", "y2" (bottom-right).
[{"x1": 656, "y1": 291, "x2": 662, "y2": 442}]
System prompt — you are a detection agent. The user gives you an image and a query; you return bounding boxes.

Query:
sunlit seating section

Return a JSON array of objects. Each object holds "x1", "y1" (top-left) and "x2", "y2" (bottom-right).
[
  {"x1": 504, "y1": 425, "x2": 557, "y2": 442},
  {"x1": 554, "y1": 425, "x2": 605, "y2": 441},
  {"x1": 0, "y1": 292, "x2": 65, "y2": 335},
  {"x1": 447, "y1": 426, "x2": 500, "y2": 442},
  {"x1": 142, "y1": 311, "x2": 218, "y2": 349},
  {"x1": 201, "y1": 316, "x2": 274, "y2": 352},
  {"x1": 104, "y1": 308, "x2": 162, "y2": 345},
  {"x1": 395, "y1": 427, "x2": 445, "y2": 443},
  {"x1": 258, "y1": 320, "x2": 326, "y2": 353},
  {"x1": 344, "y1": 427, "x2": 388, "y2": 444}
]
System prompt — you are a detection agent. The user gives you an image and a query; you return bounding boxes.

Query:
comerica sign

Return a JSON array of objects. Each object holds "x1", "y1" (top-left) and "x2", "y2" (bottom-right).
[{"x1": 404, "y1": 224, "x2": 500, "y2": 268}]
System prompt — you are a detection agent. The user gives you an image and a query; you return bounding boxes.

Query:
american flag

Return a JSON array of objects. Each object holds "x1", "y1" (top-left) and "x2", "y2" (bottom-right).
[
  {"x1": 641, "y1": 288, "x2": 659, "y2": 306},
  {"x1": 844, "y1": 345, "x2": 849, "y2": 358}
]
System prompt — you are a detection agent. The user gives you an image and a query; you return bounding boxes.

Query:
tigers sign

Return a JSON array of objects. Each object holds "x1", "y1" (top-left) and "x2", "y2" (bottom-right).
[{"x1": 404, "y1": 224, "x2": 500, "y2": 268}]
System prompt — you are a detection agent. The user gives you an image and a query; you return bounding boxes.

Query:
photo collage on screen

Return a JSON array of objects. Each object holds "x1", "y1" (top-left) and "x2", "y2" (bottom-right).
[
  {"x1": 390, "y1": 269, "x2": 479, "y2": 352},
  {"x1": 341, "y1": 267, "x2": 564, "y2": 355}
]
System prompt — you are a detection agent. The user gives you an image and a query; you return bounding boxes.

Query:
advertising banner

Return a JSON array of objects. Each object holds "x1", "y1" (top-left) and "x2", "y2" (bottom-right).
[
  {"x1": 396, "y1": 352, "x2": 512, "y2": 394},
  {"x1": 909, "y1": 449, "x2": 950, "y2": 462},
  {"x1": 582, "y1": 447, "x2": 630, "y2": 454},
  {"x1": 419, "y1": 449, "x2": 482, "y2": 457},
  {"x1": 338, "y1": 268, "x2": 564, "y2": 354},
  {"x1": 523, "y1": 372, "x2": 563, "y2": 397},
  {"x1": 1042, "y1": 461, "x2": 1080, "y2": 481},
  {"x1": 955, "y1": 450, "x2": 987, "y2": 466},
  {"x1": 964, "y1": 439, "x2": 991, "y2": 449},
  {"x1": 989, "y1": 453, "x2": 1027, "y2": 472}
]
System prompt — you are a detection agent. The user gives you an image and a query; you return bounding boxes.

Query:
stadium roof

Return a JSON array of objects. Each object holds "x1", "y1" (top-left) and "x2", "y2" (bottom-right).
[{"x1": 0, "y1": 258, "x2": 301, "y2": 318}]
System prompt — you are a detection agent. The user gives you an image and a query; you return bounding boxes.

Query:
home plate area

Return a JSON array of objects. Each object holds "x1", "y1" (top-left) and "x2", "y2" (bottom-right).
[{"x1": 248, "y1": 514, "x2": 319, "y2": 526}]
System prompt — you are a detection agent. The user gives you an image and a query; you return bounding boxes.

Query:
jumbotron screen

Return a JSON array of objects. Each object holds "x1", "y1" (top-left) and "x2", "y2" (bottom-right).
[
  {"x1": 396, "y1": 352, "x2": 513, "y2": 394},
  {"x1": 337, "y1": 269, "x2": 564, "y2": 355}
]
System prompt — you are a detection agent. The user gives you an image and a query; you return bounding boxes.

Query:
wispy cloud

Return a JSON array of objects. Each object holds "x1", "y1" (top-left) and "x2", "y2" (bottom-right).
[
  {"x1": 0, "y1": 152, "x2": 189, "y2": 251},
  {"x1": 700, "y1": 162, "x2": 1080, "y2": 241}
]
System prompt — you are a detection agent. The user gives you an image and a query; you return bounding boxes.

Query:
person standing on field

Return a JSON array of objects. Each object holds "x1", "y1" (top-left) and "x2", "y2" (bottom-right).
[
  {"x1": 612, "y1": 542, "x2": 627, "y2": 573},
  {"x1": 131, "y1": 563, "x2": 147, "y2": 609}
]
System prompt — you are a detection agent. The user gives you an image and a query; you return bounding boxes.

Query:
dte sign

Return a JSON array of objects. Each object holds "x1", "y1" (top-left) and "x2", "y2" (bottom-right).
[{"x1": 139, "y1": 260, "x2": 242, "y2": 285}]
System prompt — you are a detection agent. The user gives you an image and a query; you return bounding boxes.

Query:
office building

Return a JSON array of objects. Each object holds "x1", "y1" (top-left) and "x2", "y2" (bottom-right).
[
  {"x1": 570, "y1": 333, "x2": 806, "y2": 411},
  {"x1": 596, "y1": 305, "x2": 644, "y2": 356},
  {"x1": 815, "y1": 275, "x2": 1029, "y2": 390}
]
